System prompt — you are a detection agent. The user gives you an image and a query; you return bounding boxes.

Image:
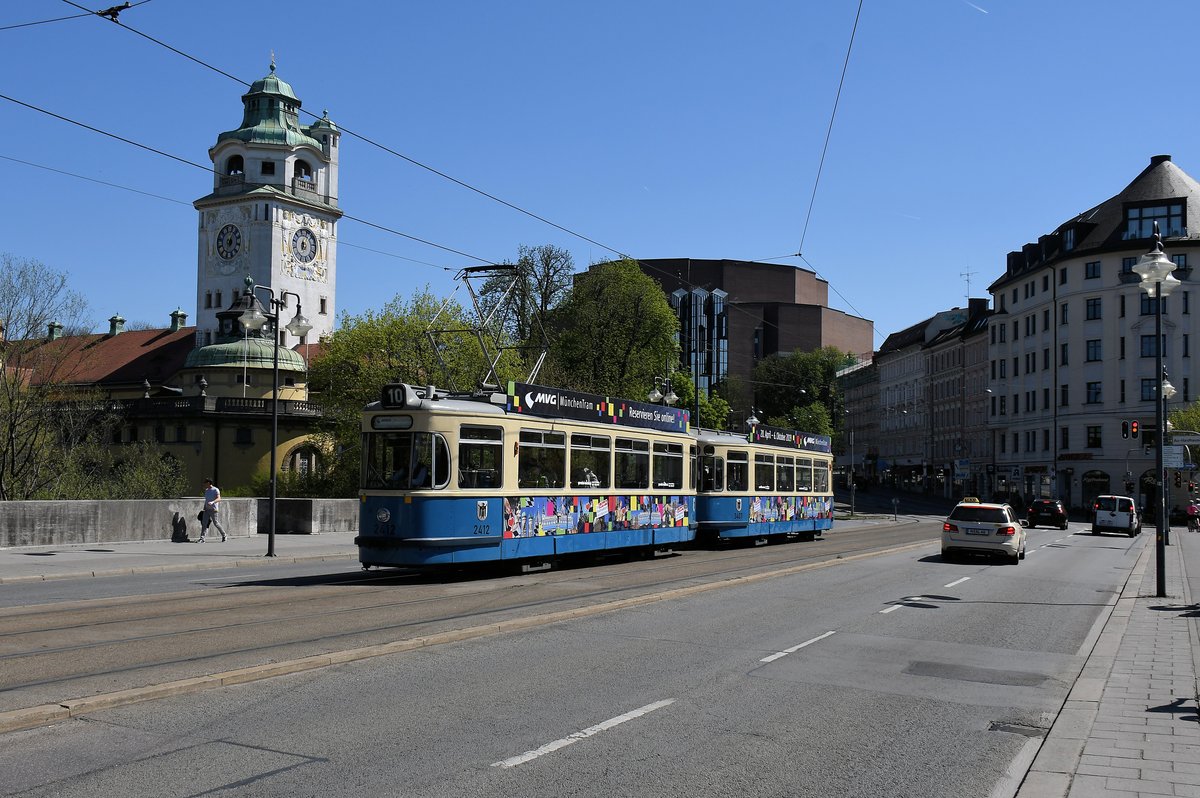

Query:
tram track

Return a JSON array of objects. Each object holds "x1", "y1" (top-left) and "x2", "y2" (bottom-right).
[{"x1": 0, "y1": 520, "x2": 935, "y2": 718}]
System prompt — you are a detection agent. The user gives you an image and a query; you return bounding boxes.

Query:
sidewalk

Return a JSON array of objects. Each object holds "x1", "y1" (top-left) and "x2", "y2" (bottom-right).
[
  {"x1": 1017, "y1": 530, "x2": 1200, "y2": 798},
  {"x1": 0, "y1": 531, "x2": 358, "y2": 583}
]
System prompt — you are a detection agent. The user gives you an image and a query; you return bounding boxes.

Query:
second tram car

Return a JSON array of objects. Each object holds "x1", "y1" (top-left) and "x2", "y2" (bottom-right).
[{"x1": 695, "y1": 426, "x2": 834, "y2": 542}]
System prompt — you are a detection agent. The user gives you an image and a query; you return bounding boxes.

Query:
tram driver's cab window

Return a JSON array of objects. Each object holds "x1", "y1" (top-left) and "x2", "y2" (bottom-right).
[
  {"x1": 570, "y1": 434, "x2": 610, "y2": 489},
  {"x1": 518, "y1": 429, "x2": 565, "y2": 489},
  {"x1": 755, "y1": 453, "x2": 775, "y2": 492},
  {"x1": 364, "y1": 430, "x2": 449, "y2": 490}
]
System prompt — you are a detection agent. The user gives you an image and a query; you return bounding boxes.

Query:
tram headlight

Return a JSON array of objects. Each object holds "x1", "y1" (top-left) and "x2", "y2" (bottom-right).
[{"x1": 376, "y1": 508, "x2": 391, "y2": 523}]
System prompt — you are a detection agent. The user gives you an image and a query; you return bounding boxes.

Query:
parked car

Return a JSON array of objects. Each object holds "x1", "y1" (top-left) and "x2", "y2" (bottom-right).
[
  {"x1": 1091, "y1": 495, "x2": 1141, "y2": 537},
  {"x1": 1027, "y1": 498, "x2": 1069, "y2": 530},
  {"x1": 942, "y1": 501, "x2": 1027, "y2": 564}
]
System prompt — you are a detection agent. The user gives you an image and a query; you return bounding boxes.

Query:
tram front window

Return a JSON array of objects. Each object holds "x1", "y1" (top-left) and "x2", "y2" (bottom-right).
[{"x1": 364, "y1": 431, "x2": 449, "y2": 490}]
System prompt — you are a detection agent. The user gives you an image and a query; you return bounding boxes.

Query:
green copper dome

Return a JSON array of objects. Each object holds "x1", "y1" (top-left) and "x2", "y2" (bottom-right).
[
  {"x1": 215, "y1": 63, "x2": 323, "y2": 149},
  {"x1": 183, "y1": 337, "x2": 308, "y2": 372}
]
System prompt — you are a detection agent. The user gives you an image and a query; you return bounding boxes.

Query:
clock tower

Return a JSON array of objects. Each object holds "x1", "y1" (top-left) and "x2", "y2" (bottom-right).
[{"x1": 194, "y1": 62, "x2": 342, "y2": 347}]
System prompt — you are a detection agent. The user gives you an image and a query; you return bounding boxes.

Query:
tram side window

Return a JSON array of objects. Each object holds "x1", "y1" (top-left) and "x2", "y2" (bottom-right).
[
  {"x1": 726, "y1": 451, "x2": 749, "y2": 491},
  {"x1": 777, "y1": 456, "x2": 795, "y2": 492},
  {"x1": 689, "y1": 445, "x2": 698, "y2": 490},
  {"x1": 652, "y1": 441, "x2": 684, "y2": 490},
  {"x1": 570, "y1": 434, "x2": 610, "y2": 489},
  {"x1": 796, "y1": 458, "x2": 813, "y2": 492},
  {"x1": 459, "y1": 425, "x2": 503, "y2": 488},
  {"x1": 518, "y1": 429, "x2": 565, "y2": 489},
  {"x1": 700, "y1": 454, "x2": 724, "y2": 492},
  {"x1": 755, "y1": 453, "x2": 775, "y2": 492},
  {"x1": 813, "y1": 460, "x2": 830, "y2": 493},
  {"x1": 615, "y1": 437, "x2": 650, "y2": 489},
  {"x1": 412, "y1": 433, "x2": 449, "y2": 489}
]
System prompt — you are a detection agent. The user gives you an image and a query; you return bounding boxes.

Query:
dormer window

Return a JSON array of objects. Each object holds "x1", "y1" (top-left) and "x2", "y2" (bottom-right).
[{"x1": 1126, "y1": 202, "x2": 1185, "y2": 240}]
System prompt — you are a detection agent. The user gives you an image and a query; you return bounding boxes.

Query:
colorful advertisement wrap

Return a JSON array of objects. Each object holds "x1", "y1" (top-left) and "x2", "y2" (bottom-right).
[
  {"x1": 750, "y1": 424, "x2": 832, "y2": 454},
  {"x1": 502, "y1": 494, "x2": 689, "y2": 538},
  {"x1": 506, "y1": 382, "x2": 689, "y2": 434},
  {"x1": 747, "y1": 494, "x2": 835, "y2": 523}
]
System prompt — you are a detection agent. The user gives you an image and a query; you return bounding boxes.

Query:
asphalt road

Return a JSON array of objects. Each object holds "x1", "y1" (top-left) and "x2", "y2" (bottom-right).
[{"x1": 0, "y1": 518, "x2": 1143, "y2": 797}]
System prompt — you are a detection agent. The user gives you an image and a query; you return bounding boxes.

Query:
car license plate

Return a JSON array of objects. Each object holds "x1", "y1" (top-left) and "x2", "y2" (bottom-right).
[{"x1": 965, "y1": 527, "x2": 991, "y2": 535}]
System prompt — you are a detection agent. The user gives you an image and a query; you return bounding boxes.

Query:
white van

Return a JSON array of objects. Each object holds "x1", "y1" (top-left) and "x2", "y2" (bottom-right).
[{"x1": 1091, "y1": 495, "x2": 1140, "y2": 536}]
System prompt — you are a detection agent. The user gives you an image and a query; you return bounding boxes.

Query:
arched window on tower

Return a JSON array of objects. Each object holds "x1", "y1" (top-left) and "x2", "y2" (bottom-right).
[
  {"x1": 226, "y1": 155, "x2": 244, "y2": 176},
  {"x1": 295, "y1": 159, "x2": 313, "y2": 183}
]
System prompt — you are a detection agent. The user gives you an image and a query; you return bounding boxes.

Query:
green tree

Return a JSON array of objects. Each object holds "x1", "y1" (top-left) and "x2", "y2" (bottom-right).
[
  {"x1": 41, "y1": 440, "x2": 188, "y2": 499},
  {"x1": 541, "y1": 259, "x2": 678, "y2": 397},
  {"x1": 752, "y1": 346, "x2": 851, "y2": 430},
  {"x1": 306, "y1": 288, "x2": 488, "y2": 496},
  {"x1": 0, "y1": 256, "x2": 92, "y2": 499}
]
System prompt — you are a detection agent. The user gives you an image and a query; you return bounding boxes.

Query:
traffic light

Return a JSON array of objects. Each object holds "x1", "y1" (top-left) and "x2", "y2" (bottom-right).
[
  {"x1": 1175, "y1": 472, "x2": 1183, "y2": 488},
  {"x1": 1122, "y1": 421, "x2": 1130, "y2": 439},
  {"x1": 1131, "y1": 420, "x2": 1140, "y2": 439}
]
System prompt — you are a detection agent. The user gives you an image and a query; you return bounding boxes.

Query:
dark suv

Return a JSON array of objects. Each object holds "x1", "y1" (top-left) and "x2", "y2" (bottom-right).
[{"x1": 1027, "y1": 498, "x2": 1068, "y2": 529}]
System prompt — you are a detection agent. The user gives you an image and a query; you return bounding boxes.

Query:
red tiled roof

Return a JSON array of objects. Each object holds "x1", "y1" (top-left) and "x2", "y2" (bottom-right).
[{"x1": 7, "y1": 327, "x2": 198, "y2": 388}]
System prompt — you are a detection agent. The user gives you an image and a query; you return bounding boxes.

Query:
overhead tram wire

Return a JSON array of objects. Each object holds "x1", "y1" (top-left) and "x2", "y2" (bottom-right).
[
  {"x1": 60, "y1": 0, "x2": 633, "y2": 263},
  {"x1": 44, "y1": 1, "x2": 855, "y2": 345},
  {"x1": 796, "y1": 0, "x2": 863, "y2": 259},
  {"x1": 0, "y1": 94, "x2": 493, "y2": 267},
  {"x1": 49, "y1": 4, "x2": 777, "y2": 316}
]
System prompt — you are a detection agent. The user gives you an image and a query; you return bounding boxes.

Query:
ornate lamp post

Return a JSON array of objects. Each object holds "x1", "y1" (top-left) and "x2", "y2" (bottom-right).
[
  {"x1": 1132, "y1": 222, "x2": 1180, "y2": 597},
  {"x1": 240, "y1": 279, "x2": 313, "y2": 557},
  {"x1": 647, "y1": 375, "x2": 679, "y2": 406}
]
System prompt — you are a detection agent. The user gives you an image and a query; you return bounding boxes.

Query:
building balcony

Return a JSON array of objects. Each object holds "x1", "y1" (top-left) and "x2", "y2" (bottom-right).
[
  {"x1": 108, "y1": 396, "x2": 322, "y2": 419},
  {"x1": 213, "y1": 175, "x2": 338, "y2": 208}
]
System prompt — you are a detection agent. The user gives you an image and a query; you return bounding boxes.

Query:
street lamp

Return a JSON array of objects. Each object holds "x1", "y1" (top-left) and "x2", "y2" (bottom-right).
[
  {"x1": 1132, "y1": 221, "x2": 1180, "y2": 597},
  {"x1": 647, "y1": 375, "x2": 678, "y2": 406},
  {"x1": 240, "y1": 279, "x2": 313, "y2": 557}
]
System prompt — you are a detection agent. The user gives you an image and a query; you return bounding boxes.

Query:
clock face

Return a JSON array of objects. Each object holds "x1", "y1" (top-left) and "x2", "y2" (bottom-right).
[
  {"x1": 216, "y1": 224, "x2": 241, "y2": 260},
  {"x1": 292, "y1": 227, "x2": 318, "y2": 263}
]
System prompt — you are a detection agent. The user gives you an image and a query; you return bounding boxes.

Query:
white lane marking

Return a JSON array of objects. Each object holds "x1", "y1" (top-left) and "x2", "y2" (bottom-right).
[
  {"x1": 491, "y1": 699, "x2": 675, "y2": 768},
  {"x1": 944, "y1": 576, "x2": 971, "y2": 588},
  {"x1": 760, "y1": 630, "x2": 837, "y2": 663},
  {"x1": 881, "y1": 596, "x2": 925, "y2": 614}
]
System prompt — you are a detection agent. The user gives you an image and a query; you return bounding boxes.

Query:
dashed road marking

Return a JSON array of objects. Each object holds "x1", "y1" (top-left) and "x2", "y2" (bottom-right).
[
  {"x1": 760, "y1": 630, "x2": 837, "y2": 663},
  {"x1": 944, "y1": 576, "x2": 970, "y2": 588},
  {"x1": 491, "y1": 699, "x2": 675, "y2": 768}
]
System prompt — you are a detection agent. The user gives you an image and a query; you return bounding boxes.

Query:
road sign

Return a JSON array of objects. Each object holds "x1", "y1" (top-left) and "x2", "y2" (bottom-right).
[
  {"x1": 1164, "y1": 444, "x2": 1186, "y2": 468},
  {"x1": 1172, "y1": 434, "x2": 1200, "y2": 446}
]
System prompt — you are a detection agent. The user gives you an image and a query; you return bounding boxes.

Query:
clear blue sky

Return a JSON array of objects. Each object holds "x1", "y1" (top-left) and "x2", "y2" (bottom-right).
[{"x1": 3, "y1": 1, "x2": 1199, "y2": 348}]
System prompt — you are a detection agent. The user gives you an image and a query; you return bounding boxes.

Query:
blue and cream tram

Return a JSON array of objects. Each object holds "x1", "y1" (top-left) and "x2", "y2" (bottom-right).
[
  {"x1": 694, "y1": 424, "x2": 834, "y2": 542},
  {"x1": 356, "y1": 382, "x2": 696, "y2": 570}
]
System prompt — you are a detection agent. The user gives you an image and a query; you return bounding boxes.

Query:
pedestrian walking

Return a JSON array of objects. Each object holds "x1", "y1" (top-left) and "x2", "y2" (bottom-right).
[
  {"x1": 1187, "y1": 499, "x2": 1199, "y2": 532},
  {"x1": 199, "y1": 478, "x2": 227, "y2": 543}
]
